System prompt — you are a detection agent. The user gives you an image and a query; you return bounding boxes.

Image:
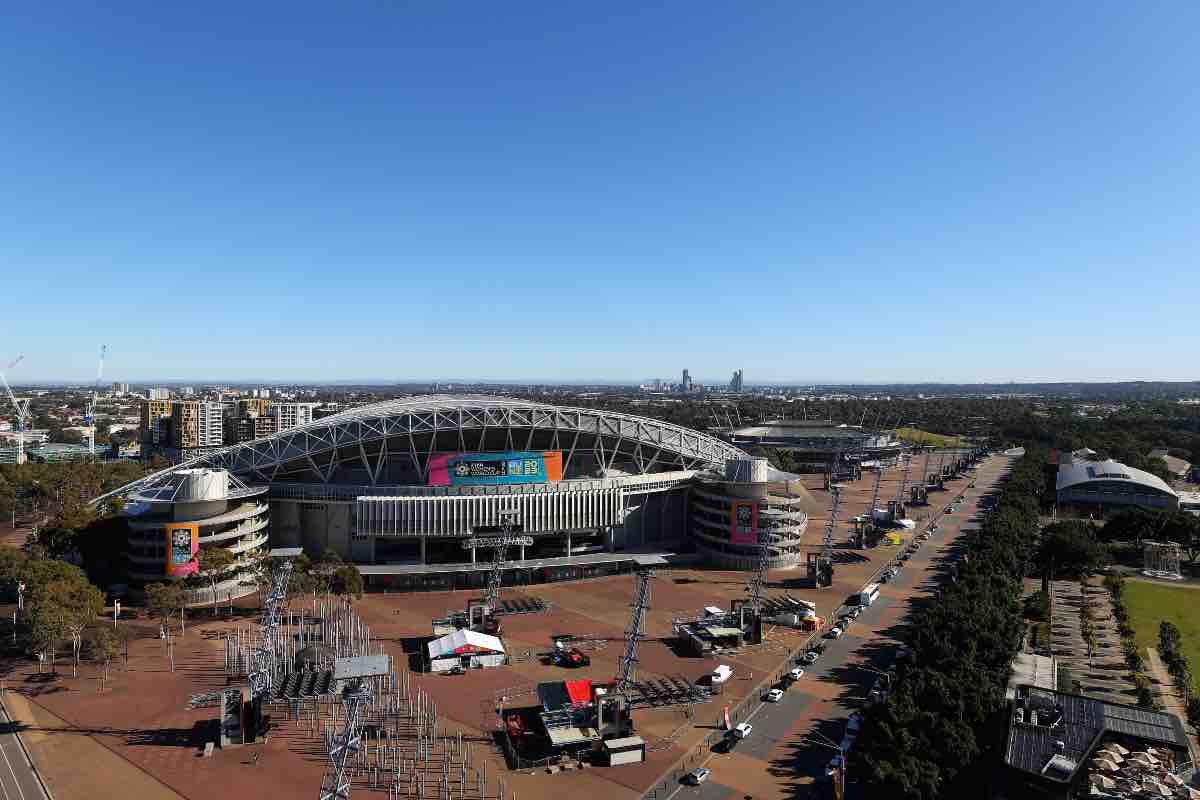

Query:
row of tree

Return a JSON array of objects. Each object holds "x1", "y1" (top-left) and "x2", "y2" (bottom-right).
[
  {"x1": 851, "y1": 449, "x2": 1045, "y2": 799},
  {"x1": 1156, "y1": 621, "x2": 1200, "y2": 727},
  {"x1": 0, "y1": 546, "x2": 125, "y2": 680}
]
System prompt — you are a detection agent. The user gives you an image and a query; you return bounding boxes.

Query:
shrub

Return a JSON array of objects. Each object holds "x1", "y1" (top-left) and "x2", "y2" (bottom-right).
[{"x1": 1137, "y1": 686, "x2": 1157, "y2": 709}]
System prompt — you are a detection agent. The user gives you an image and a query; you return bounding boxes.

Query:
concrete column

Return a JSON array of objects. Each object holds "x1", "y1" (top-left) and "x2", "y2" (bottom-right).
[
  {"x1": 606, "y1": 526, "x2": 615, "y2": 553},
  {"x1": 471, "y1": 546, "x2": 476, "y2": 564},
  {"x1": 420, "y1": 536, "x2": 426, "y2": 564},
  {"x1": 519, "y1": 545, "x2": 525, "y2": 561},
  {"x1": 566, "y1": 531, "x2": 572, "y2": 556}
]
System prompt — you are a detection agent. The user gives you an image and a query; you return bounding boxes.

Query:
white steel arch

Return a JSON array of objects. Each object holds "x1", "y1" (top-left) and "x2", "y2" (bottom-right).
[{"x1": 95, "y1": 395, "x2": 747, "y2": 503}]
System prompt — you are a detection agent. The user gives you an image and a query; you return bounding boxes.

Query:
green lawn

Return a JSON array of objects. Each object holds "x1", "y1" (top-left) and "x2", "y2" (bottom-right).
[
  {"x1": 895, "y1": 427, "x2": 968, "y2": 448},
  {"x1": 1123, "y1": 579, "x2": 1200, "y2": 691}
]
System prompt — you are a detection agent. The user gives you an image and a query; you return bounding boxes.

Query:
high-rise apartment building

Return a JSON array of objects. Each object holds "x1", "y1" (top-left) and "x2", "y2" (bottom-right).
[
  {"x1": 269, "y1": 402, "x2": 319, "y2": 431},
  {"x1": 170, "y1": 401, "x2": 225, "y2": 452},
  {"x1": 238, "y1": 398, "x2": 271, "y2": 417},
  {"x1": 148, "y1": 387, "x2": 171, "y2": 401},
  {"x1": 140, "y1": 400, "x2": 173, "y2": 444},
  {"x1": 224, "y1": 414, "x2": 278, "y2": 444}
]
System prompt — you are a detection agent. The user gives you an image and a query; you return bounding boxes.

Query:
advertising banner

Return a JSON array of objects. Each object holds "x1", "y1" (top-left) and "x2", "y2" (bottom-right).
[
  {"x1": 427, "y1": 451, "x2": 563, "y2": 486},
  {"x1": 165, "y1": 523, "x2": 199, "y2": 577},
  {"x1": 730, "y1": 501, "x2": 759, "y2": 545}
]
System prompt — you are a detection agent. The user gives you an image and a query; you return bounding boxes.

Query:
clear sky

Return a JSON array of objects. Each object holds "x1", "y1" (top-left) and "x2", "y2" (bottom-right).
[{"x1": 2, "y1": 2, "x2": 1198, "y2": 385}]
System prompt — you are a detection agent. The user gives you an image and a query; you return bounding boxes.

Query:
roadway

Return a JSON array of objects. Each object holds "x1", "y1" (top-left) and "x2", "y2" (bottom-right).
[
  {"x1": 661, "y1": 454, "x2": 1012, "y2": 800},
  {"x1": 0, "y1": 699, "x2": 49, "y2": 800}
]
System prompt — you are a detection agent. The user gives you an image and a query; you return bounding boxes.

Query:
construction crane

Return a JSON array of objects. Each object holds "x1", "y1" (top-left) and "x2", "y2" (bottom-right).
[
  {"x1": 0, "y1": 356, "x2": 31, "y2": 465},
  {"x1": 86, "y1": 345, "x2": 107, "y2": 459},
  {"x1": 615, "y1": 569, "x2": 654, "y2": 701}
]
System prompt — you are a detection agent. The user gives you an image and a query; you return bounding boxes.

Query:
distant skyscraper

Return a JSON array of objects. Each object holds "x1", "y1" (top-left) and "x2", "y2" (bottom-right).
[
  {"x1": 681, "y1": 369, "x2": 692, "y2": 393},
  {"x1": 730, "y1": 369, "x2": 744, "y2": 393},
  {"x1": 180, "y1": 386, "x2": 195, "y2": 397}
]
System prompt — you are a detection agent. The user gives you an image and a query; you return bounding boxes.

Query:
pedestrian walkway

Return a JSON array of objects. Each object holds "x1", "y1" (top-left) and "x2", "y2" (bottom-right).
[{"x1": 1049, "y1": 580, "x2": 1135, "y2": 704}]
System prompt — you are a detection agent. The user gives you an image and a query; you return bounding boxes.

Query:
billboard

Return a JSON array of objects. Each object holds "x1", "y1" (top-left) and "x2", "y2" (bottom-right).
[
  {"x1": 165, "y1": 523, "x2": 199, "y2": 577},
  {"x1": 730, "y1": 501, "x2": 758, "y2": 545},
  {"x1": 427, "y1": 451, "x2": 563, "y2": 487}
]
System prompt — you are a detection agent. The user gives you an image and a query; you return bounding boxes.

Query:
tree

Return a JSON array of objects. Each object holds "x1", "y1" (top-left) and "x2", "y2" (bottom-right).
[
  {"x1": 83, "y1": 625, "x2": 125, "y2": 684},
  {"x1": 1037, "y1": 521, "x2": 1106, "y2": 589},
  {"x1": 145, "y1": 581, "x2": 188, "y2": 636},
  {"x1": 330, "y1": 565, "x2": 364, "y2": 601},
  {"x1": 36, "y1": 577, "x2": 104, "y2": 677},
  {"x1": 195, "y1": 547, "x2": 238, "y2": 616},
  {"x1": 1159, "y1": 621, "x2": 1182, "y2": 658},
  {"x1": 27, "y1": 601, "x2": 68, "y2": 673}
]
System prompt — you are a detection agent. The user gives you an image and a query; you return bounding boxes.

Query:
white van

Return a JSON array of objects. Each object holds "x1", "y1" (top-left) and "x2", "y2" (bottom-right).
[
  {"x1": 711, "y1": 664, "x2": 733, "y2": 685},
  {"x1": 732, "y1": 722, "x2": 753, "y2": 739}
]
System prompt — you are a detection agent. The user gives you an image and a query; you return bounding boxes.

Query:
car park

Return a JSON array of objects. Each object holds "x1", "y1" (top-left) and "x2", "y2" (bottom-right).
[
  {"x1": 765, "y1": 688, "x2": 784, "y2": 703},
  {"x1": 684, "y1": 768, "x2": 711, "y2": 785}
]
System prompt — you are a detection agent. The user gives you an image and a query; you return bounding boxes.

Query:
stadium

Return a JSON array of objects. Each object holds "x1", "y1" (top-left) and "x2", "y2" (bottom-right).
[{"x1": 102, "y1": 395, "x2": 817, "y2": 595}]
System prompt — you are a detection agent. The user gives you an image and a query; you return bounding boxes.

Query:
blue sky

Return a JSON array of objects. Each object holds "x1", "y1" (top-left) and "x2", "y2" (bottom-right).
[{"x1": 2, "y1": 2, "x2": 1197, "y2": 384}]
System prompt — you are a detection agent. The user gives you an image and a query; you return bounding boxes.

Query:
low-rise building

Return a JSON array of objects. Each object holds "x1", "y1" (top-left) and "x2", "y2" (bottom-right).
[
  {"x1": 995, "y1": 685, "x2": 1190, "y2": 800},
  {"x1": 1056, "y1": 457, "x2": 1179, "y2": 514},
  {"x1": 123, "y1": 468, "x2": 269, "y2": 605}
]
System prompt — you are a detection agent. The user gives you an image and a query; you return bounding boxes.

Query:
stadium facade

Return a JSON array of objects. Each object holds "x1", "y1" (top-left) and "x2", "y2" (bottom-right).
[{"x1": 103, "y1": 395, "x2": 817, "y2": 591}]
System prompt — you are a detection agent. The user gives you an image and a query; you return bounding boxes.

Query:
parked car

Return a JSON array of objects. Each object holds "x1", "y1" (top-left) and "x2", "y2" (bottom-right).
[
  {"x1": 825, "y1": 627, "x2": 844, "y2": 639},
  {"x1": 789, "y1": 667, "x2": 805, "y2": 681},
  {"x1": 765, "y1": 688, "x2": 785, "y2": 703},
  {"x1": 800, "y1": 650, "x2": 820, "y2": 664},
  {"x1": 684, "y1": 768, "x2": 711, "y2": 785},
  {"x1": 732, "y1": 722, "x2": 753, "y2": 739}
]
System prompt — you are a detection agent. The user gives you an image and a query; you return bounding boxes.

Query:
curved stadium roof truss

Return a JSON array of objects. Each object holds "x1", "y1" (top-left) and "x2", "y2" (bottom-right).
[{"x1": 98, "y1": 396, "x2": 745, "y2": 502}]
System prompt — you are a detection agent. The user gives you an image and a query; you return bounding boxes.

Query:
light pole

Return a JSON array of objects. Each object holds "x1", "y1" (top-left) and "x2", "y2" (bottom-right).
[{"x1": 804, "y1": 730, "x2": 846, "y2": 799}]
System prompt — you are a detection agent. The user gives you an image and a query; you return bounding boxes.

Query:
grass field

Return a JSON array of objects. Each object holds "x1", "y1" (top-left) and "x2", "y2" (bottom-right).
[
  {"x1": 1124, "y1": 579, "x2": 1200, "y2": 691},
  {"x1": 895, "y1": 427, "x2": 968, "y2": 448}
]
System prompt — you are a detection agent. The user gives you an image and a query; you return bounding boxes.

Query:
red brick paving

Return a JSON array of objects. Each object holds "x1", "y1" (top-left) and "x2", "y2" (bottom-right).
[{"x1": 0, "y1": 459, "x2": 992, "y2": 800}]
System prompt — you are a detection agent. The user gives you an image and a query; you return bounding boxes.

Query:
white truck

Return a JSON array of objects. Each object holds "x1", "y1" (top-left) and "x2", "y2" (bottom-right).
[{"x1": 856, "y1": 583, "x2": 881, "y2": 607}]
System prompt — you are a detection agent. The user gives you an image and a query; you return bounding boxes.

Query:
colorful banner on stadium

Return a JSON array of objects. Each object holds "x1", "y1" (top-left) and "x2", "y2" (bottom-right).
[
  {"x1": 164, "y1": 523, "x2": 199, "y2": 577},
  {"x1": 427, "y1": 451, "x2": 563, "y2": 487},
  {"x1": 730, "y1": 501, "x2": 758, "y2": 545}
]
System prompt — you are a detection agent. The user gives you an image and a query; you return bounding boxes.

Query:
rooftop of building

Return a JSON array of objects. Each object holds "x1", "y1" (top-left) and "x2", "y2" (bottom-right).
[
  {"x1": 1004, "y1": 685, "x2": 1190, "y2": 784},
  {"x1": 1056, "y1": 458, "x2": 1177, "y2": 497}
]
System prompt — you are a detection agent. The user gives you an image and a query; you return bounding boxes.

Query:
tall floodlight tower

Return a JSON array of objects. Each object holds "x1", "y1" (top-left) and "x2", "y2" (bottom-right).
[
  {"x1": 86, "y1": 345, "x2": 108, "y2": 458},
  {"x1": 0, "y1": 356, "x2": 30, "y2": 465}
]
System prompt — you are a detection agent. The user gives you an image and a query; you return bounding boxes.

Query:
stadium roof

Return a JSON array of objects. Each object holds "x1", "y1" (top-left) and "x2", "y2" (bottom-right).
[
  {"x1": 94, "y1": 394, "x2": 748, "y2": 504},
  {"x1": 1056, "y1": 458, "x2": 1176, "y2": 497}
]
